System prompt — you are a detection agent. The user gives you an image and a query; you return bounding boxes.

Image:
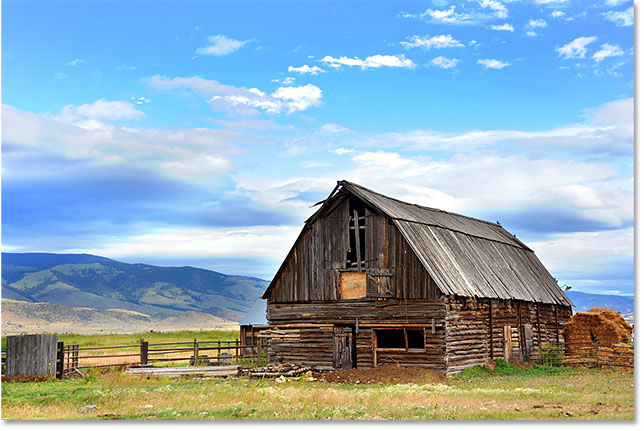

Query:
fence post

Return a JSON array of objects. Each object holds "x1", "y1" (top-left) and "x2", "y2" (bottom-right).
[
  {"x1": 140, "y1": 340, "x2": 148, "y2": 366},
  {"x1": 73, "y1": 343, "x2": 79, "y2": 369},
  {"x1": 194, "y1": 339, "x2": 199, "y2": 366},
  {"x1": 56, "y1": 341, "x2": 64, "y2": 379},
  {"x1": 236, "y1": 339, "x2": 240, "y2": 358}
]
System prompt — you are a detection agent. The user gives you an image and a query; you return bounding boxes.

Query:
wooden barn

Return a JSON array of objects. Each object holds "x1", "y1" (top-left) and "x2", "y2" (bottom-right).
[{"x1": 261, "y1": 180, "x2": 574, "y2": 375}]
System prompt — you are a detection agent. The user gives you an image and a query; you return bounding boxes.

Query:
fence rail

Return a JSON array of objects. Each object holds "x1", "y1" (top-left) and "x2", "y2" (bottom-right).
[
  {"x1": 56, "y1": 338, "x2": 262, "y2": 375},
  {"x1": 532, "y1": 339, "x2": 633, "y2": 369}
]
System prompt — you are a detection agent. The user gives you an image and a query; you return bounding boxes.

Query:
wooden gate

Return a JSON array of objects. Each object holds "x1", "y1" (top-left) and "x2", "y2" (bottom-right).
[{"x1": 333, "y1": 326, "x2": 354, "y2": 369}]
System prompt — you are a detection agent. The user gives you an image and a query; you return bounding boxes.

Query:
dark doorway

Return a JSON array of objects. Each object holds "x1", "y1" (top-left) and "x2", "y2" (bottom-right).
[{"x1": 333, "y1": 325, "x2": 356, "y2": 369}]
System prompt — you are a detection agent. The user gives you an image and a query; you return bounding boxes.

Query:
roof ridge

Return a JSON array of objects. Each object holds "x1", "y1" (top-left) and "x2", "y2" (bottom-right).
[{"x1": 339, "y1": 180, "x2": 509, "y2": 229}]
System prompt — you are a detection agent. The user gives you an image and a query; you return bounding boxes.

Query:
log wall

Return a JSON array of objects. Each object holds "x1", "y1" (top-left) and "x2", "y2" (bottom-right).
[
  {"x1": 266, "y1": 299, "x2": 447, "y2": 371},
  {"x1": 445, "y1": 296, "x2": 572, "y2": 375}
]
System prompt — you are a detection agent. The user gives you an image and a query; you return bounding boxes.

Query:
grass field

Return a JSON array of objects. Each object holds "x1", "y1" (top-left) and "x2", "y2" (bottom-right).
[{"x1": 1, "y1": 366, "x2": 633, "y2": 420}]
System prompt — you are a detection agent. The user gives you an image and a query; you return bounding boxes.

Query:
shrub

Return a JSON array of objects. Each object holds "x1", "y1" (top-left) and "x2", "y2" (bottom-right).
[{"x1": 537, "y1": 342, "x2": 562, "y2": 367}]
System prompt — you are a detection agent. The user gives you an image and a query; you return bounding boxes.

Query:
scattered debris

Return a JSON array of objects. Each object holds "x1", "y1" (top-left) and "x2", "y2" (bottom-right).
[{"x1": 247, "y1": 364, "x2": 311, "y2": 378}]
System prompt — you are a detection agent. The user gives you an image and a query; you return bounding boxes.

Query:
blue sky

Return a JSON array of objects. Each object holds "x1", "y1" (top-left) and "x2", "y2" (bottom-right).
[{"x1": 1, "y1": 0, "x2": 634, "y2": 296}]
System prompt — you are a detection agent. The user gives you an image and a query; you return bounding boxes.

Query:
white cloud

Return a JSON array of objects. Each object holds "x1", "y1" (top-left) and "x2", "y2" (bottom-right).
[
  {"x1": 528, "y1": 229, "x2": 633, "y2": 274},
  {"x1": 556, "y1": 36, "x2": 597, "y2": 59},
  {"x1": 320, "y1": 54, "x2": 415, "y2": 70},
  {"x1": 477, "y1": 58, "x2": 510, "y2": 69},
  {"x1": 551, "y1": 10, "x2": 565, "y2": 18},
  {"x1": 527, "y1": 19, "x2": 548, "y2": 28},
  {"x1": 330, "y1": 147, "x2": 354, "y2": 155},
  {"x1": 420, "y1": 5, "x2": 471, "y2": 24},
  {"x1": 145, "y1": 75, "x2": 322, "y2": 114},
  {"x1": 478, "y1": 0, "x2": 508, "y2": 19},
  {"x1": 603, "y1": 7, "x2": 633, "y2": 26},
  {"x1": 195, "y1": 35, "x2": 252, "y2": 56},
  {"x1": 271, "y1": 84, "x2": 323, "y2": 113},
  {"x1": 359, "y1": 98, "x2": 633, "y2": 155},
  {"x1": 54, "y1": 72, "x2": 68, "y2": 79},
  {"x1": 401, "y1": 34, "x2": 464, "y2": 49},
  {"x1": 56, "y1": 99, "x2": 146, "y2": 127},
  {"x1": 605, "y1": 0, "x2": 630, "y2": 6},
  {"x1": 491, "y1": 23, "x2": 514, "y2": 31},
  {"x1": 83, "y1": 225, "x2": 301, "y2": 261},
  {"x1": 282, "y1": 77, "x2": 296, "y2": 85},
  {"x1": 67, "y1": 58, "x2": 85, "y2": 66},
  {"x1": 592, "y1": 43, "x2": 624, "y2": 62},
  {"x1": 525, "y1": 31, "x2": 538, "y2": 37},
  {"x1": 430, "y1": 56, "x2": 460, "y2": 69},
  {"x1": 320, "y1": 124, "x2": 351, "y2": 134},
  {"x1": 288, "y1": 64, "x2": 326, "y2": 75}
]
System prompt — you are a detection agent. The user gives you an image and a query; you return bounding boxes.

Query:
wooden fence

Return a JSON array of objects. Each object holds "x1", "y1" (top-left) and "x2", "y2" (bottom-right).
[{"x1": 56, "y1": 338, "x2": 261, "y2": 376}]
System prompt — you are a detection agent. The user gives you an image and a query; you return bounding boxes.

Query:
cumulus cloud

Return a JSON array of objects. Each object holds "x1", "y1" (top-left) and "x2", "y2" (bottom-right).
[
  {"x1": 195, "y1": 35, "x2": 252, "y2": 56},
  {"x1": 478, "y1": 0, "x2": 508, "y2": 19},
  {"x1": 491, "y1": 23, "x2": 514, "y2": 31},
  {"x1": 400, "y1": 34, "x2": 464, "y2": 49},
  {"x1": 556, "y1": 36, "x2": 597, "y2": 59},
  {"x1": 527, "y1": 19, "x2": 548, "y2": 28},
  {"x1": 592, "y1": 43, "x2": 624, "y2": 62},
  {"x1": 477, "y1": 58, "x2": 510, "y2": 69},
  {"x1": 288, "y1": 65, "x2": 325, "y2": 75},
  {"x1": 55, "y1": 99, "x2": 146, "y2": 129},
  {"x1": 2, "y1": 105, "x2": 240, "y2": 182},
  {"x1": 603, "y1": 7, "x2": 633, "y2": 26},
  {"x1": 401, "y1": 5, "x2": 472, "y2": 25},
  {"x1": 145, "y1": 75, "x2": 322, "y2": 114},
  {"x1": 551, "y1": 10, "x2": 565, "y2": 18},
  {"x1": 320, "y1": 54, "x2": 415, "y2": 70},
  {"x1": 525, "y1": 31, "x2": 538, "y2": 37},
  {"x1": 430, "y1": 56, "x2": 460, "y2": 69}
]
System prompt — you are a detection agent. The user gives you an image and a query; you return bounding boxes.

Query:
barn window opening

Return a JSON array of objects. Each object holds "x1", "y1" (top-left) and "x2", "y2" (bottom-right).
[
  {"x1": 346, "y1": 200, "x2": 366, "y2": 270},
  {"x1": 376, "y1": 329, "x2": 405, "y2": 349},
  {"x1": 375, "y1": 328, "x2": 426, "y2": 351},
  {"x1": 407, "y1": 329, "x2": 425, "y2": 350}
]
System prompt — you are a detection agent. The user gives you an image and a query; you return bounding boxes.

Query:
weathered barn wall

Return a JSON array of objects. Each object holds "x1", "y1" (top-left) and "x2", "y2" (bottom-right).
[
  {"x1": 444, "y1": 295, "x2": 572, "y2": 375},
  {"x1": 268, "y1": 196, "x2": 440, "y2": 303},
  {"x1": 266, "y1": 299, "x2": 447, "y2": 371}
]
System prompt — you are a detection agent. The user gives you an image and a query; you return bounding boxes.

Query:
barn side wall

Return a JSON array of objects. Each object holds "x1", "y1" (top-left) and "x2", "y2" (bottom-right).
[
  {"x1": 445, "y1": 295, "x2": 573, "y2": 375},
  {"x1": 266, "y1": 299, "x2": 447, "y2": 371}
]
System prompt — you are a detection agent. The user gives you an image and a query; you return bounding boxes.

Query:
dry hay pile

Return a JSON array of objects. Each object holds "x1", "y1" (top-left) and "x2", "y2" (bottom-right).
[{"x1": 562, "y1": 308, "x2": 633, "y2": 366}]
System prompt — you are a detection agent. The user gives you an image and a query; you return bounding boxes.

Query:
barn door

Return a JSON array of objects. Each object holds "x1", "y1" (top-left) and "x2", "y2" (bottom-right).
[{"x1": 333, "y1": 326, "x2": 354, "y2": 369}]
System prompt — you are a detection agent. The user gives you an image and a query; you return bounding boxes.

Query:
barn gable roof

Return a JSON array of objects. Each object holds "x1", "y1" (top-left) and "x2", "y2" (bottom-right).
[{"x1": 263, "y1": 180, "x2": 573, "y2": 307}]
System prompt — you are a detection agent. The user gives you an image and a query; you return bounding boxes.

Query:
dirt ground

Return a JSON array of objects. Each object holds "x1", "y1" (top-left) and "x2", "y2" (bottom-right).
[{"x1": 313, "y1": 363, "x2": 444, "y2": 384}]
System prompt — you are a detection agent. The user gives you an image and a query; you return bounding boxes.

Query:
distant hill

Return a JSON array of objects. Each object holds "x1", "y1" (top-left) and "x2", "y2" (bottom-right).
[
  {"x1": 1, "y1": 299, "x2": 237, "y2": 335},
  {"x1": 566, "y1": 291, "x2": 634, "y2": 314},
  {"x1": 1, "y1": 253, "x2": 268, "y2": 328}
]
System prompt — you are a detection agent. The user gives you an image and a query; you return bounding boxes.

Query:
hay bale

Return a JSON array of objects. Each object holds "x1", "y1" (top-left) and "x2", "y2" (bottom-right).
[{"x1": 562, "y1": 308, "x2": 633, "y2": 366}]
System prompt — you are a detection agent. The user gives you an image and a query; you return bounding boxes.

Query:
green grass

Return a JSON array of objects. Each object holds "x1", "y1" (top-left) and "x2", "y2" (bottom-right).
[
  {"x1": 456, "y1": 358, "x2": 568, "y2": 379},
  {"x1": 1, "y1": 367, "x2": 633, "y2": 420}
]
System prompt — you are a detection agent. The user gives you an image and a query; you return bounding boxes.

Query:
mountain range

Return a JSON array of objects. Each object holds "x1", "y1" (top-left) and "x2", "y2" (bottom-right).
[{"x1": 1, "y1": 252, "x2": 268, "y2": 334}]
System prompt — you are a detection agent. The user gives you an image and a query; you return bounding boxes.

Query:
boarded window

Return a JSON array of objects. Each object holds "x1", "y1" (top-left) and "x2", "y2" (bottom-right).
[
  {"x1": 375, "y1": 329, "x2": 405, "y2": 349},
  {"x1": 340, "y1": 272, "x2": 366, "y2": 299}
]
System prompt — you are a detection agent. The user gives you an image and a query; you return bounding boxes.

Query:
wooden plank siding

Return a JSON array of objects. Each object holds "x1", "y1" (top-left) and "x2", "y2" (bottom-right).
[{"x1": 268, "y1": 196, "x2": 440, "y2": 303}]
